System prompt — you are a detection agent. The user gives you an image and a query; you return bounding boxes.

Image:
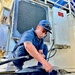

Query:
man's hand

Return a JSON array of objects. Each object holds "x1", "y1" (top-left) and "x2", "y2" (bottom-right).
[
  {"x1": 42, "y1": 61, "x2": 53, "y2": 73},
  {"x1": 39, "y1": 50, "x2": 53, "y2": 72}
]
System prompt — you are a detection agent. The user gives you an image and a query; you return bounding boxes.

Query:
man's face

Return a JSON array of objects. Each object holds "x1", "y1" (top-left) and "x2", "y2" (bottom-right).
[{"x1": 36, "y1": 25, "x2": 48, "y2": 39}]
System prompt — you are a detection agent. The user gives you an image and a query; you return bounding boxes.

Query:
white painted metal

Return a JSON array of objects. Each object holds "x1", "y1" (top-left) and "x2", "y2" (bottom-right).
[
  {"x1": 52, "y1": 7, "x2": 70, "y2": 45},
  {"x1": 67, "y1": 0, "x2": 71, "y2": 14},
  {"x1": 49, "y1": 7, "x2": 75, "y2": 69}
]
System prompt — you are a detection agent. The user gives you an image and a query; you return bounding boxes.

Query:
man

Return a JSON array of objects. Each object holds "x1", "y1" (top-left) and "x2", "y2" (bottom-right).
[{"x1": 12, "y1": 20, "x2": 53, "y2": 72}]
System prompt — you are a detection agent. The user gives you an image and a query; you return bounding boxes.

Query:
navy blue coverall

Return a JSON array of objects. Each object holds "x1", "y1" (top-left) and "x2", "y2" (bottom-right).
[{"x1": 12, "y1": 28, "x2": 48, "y2": 70}]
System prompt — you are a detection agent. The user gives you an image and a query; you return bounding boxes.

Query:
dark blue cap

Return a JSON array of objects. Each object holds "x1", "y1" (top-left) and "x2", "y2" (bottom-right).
[{"x1": 39, "y1": 20, "x2": 52, "y2": 33}]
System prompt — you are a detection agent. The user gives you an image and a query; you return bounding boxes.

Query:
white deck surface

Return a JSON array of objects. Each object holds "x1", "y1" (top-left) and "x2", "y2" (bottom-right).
[
  {"x1": 0, "y1": 58, "x2": 38, "y2": 72},
  {"x1": 0, "y1": 59, "x2": 75, "y2": 75}
]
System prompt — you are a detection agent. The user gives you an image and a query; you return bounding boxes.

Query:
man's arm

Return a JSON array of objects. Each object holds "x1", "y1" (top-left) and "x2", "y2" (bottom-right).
[
  {"x1": 38, "y1": 50, "x2": 45, "y2": 58},
  {"x1": 24, "y1": 42, "x2": 53, "y2": 72}
]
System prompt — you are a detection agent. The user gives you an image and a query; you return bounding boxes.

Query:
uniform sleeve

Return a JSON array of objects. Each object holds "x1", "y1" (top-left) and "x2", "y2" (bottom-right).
[{"x1": 19, "y1": 32, "x2": 34, "y2": 44}]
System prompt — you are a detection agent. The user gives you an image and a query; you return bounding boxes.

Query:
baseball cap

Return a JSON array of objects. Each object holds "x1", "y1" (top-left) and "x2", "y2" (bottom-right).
[{"x1": 39, "y1": 20, "x2": 52, "y2": 33}]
